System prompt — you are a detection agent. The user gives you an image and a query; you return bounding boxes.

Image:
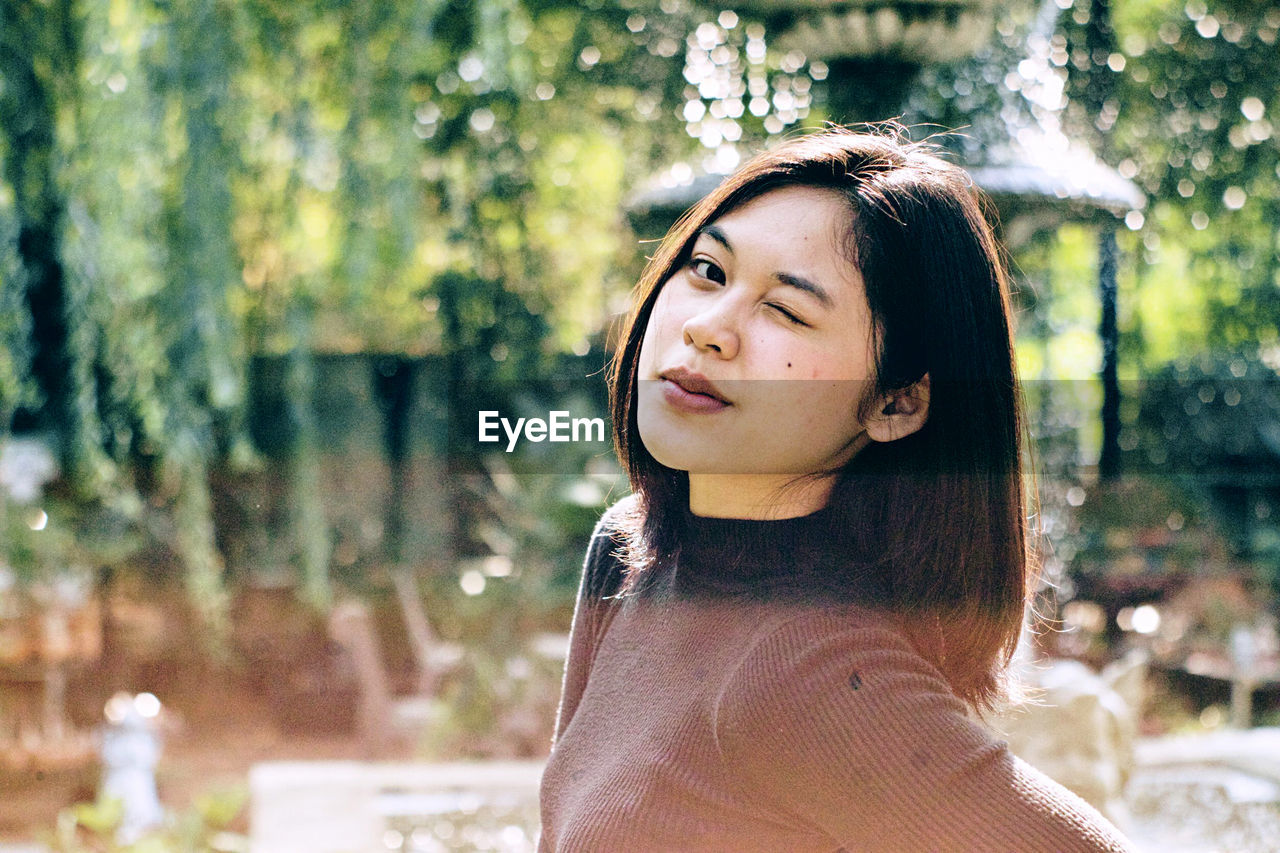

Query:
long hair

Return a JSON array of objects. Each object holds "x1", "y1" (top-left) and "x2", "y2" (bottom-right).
[{"x1": 608, "y1": 126, "x2": 1036, "y2": 712}]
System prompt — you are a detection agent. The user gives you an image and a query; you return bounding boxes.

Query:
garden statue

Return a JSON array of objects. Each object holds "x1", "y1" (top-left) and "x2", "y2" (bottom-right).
[
  {"x1": 100, "y1": 691, "x2": 165, "y2": 842},
  {"x1": 999, "y1": 650, "x2": 1148, "y2": 831}
]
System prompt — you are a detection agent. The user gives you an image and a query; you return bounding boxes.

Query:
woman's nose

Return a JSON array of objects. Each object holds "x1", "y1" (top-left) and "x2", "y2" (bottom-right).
[{"x1": 682, "y1": 301, "x2": 740, "y2": 359}]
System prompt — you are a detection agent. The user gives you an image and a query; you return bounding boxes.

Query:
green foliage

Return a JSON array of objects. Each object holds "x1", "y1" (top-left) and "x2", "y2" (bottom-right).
[
  {"x1": 1057, "y1": 0, "x2": 1280, "y2": 356},
  {"x1": 1, "y1": 0, "x2": 699, "y2": 624},
  {"x1": 43, "y1": 788, "x2": 247, "y2": 853},
  {"x1": 416, "y1": 643, "x2": 564, "y2": 759},
  {"x1": 0, "y1": 211, "x2": 35, "y2": 423},
  {"x1": 0, "y1": 500, "x2": 77, "y2": 584},
  {"x1": 901, "y1": 1, "x2": 1044, "y2": 162}
]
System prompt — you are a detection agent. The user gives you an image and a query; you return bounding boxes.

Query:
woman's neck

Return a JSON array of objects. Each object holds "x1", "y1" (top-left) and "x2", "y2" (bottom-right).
[{"x1": 686, "y1": 473, "x2": 837, "y2": 520}]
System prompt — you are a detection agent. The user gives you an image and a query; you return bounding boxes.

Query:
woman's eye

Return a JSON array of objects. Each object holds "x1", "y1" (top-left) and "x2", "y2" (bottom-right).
[
  {"x1": 768, "y1": 303, "x2": 808, "y2": 327},
  {"x1": 689, "y1": 258, "x2": 725, "y2": 285}
]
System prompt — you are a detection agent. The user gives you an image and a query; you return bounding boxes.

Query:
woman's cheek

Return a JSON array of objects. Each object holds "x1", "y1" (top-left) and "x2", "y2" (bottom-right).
[
  {"x1": 638, "y1": 302, "x2": 673, "y2": 375},
  {"x1": 642, "y1": 288, "x2": 683, "y2": 359},
  {"x1": 777, "y1": 351, "x2": 826, "y2": 381}
]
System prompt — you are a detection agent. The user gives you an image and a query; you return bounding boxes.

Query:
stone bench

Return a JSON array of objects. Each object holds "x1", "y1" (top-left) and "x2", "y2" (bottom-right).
[{"x1": 249, "y1": 760, "x2": 543, "y2": 853}]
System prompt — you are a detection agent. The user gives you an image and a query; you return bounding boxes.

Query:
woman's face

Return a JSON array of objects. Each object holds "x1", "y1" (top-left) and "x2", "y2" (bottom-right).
[{"x1": 636, "y1": 185, "x2": 879, "y2": 507}]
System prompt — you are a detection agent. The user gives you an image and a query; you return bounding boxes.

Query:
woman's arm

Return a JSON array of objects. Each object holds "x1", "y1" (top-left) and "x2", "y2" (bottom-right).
[
  {"x1": 549, "y1": 496, "x2": 632, "y2": 745},
  {"x1": 713, "y1": 609, "x2": 1138, "y2": 853}
]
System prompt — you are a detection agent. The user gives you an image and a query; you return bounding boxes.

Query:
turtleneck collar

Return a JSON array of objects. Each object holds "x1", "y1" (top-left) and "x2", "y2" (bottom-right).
[
  {"x1": 680, "y1": 504, "x2": 832, "y2": 569},
  {"x1": 673, "y1": 502, "x2": 891, "y2": 602}
]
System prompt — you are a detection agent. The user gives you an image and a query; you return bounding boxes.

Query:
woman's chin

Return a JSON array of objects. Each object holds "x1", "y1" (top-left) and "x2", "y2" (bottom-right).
[{"x1": 646, "y1": 451, "x2": 810, "y2": 477}]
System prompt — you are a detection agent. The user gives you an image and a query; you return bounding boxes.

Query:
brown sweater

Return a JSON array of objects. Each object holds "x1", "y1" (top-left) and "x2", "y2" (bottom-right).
[{"x1": 538, "y1": 496, "x2": 1137, "y2": 852}]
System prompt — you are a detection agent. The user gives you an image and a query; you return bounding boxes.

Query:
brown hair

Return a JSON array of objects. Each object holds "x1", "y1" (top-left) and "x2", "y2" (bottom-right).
[{"x1": 608, "y1": 125, "x2": 1037, "y2": 712}]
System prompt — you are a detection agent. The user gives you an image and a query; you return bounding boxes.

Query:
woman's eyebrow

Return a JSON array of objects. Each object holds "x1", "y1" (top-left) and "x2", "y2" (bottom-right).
[
  {"x1": 698, "y1": 224, "x2": 733, "y2": 253},
  {"x1": 697, "y1": 223, "x2": 833, "y2": 308},
  {"x1": 775, "y1": 272, "x2": 833, "y2": 308}
]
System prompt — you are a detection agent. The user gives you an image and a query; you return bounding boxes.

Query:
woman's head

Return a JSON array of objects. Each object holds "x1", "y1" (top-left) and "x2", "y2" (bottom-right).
[
  {"x1": 609, "y1": 126, "x2": 1034, "y2": 710},
  {"x1": 634, "y1": 183, "x2": 905, "y2": 513}
]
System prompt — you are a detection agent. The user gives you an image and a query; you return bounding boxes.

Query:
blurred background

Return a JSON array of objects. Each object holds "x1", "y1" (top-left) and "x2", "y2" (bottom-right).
[{"x1": 1, "y1": 0, "x2": 1279, "y2": 850}]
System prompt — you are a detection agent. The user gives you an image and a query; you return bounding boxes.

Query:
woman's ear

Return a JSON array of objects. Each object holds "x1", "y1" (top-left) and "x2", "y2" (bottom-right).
[{"x1": 865, "y1": 372, "x2": 930, "y2": 443}]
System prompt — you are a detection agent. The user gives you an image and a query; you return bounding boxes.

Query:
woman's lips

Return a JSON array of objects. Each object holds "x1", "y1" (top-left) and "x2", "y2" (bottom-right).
[{"x1": 660, "y1": 378, "x2": 731, "y2": 414}]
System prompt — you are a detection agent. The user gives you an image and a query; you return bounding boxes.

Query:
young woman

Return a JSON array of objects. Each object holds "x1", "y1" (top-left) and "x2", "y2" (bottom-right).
[{"x1": 538, "y1": 127, "x2": 1136, "y2": 852}]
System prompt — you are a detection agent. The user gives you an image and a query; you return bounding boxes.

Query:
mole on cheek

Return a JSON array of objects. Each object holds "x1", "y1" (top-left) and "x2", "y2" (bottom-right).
[{"x1": 787, "y1": 362, "x2": 792, "y2": 368}]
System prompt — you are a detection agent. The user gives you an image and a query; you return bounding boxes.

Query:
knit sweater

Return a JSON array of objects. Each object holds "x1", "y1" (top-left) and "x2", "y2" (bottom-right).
[{"x1": 537, "y1": 495, "x2": 1137, "y2": 853}]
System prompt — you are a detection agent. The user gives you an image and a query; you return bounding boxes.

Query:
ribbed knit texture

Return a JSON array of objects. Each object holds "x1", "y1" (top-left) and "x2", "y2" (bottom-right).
[{"x1": 538, "y1": 496, "x2": 1137, "y2": 852}]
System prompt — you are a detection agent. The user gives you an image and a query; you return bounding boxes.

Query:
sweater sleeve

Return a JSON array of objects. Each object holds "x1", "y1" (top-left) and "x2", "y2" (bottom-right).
[
  {"x1": 549, "y1": 496, "x2": 632, "y2": 746},
  {"x1": 713, "y1": 609, "x2": 1138, "y2": 853}
]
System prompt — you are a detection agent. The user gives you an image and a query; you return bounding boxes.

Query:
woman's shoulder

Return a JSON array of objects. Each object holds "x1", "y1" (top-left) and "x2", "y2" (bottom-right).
[
  {"x1": 757, "y1": 605, "x2": 923, "y2": 667},
  {"x1": 737, "y1": 603, "x2": 912, "y2": 656},
  {"x1": 715, "y1": 603, "x2": 957, "y2": 727},
  {"x1": 595, "y1": 492, "x2": 641, "y2": 536},
  {"x1": 714, "y1": 604, "x2": 983, "y2": 781},
  {"x1": 579, "y1": 493, "x2": 641, "y2": 600}
]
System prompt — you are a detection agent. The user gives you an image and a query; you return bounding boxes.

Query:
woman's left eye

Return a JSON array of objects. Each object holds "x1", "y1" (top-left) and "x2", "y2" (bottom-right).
[{"x1": 767, "y1": 303, "x2": 807, "y2": 326}]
